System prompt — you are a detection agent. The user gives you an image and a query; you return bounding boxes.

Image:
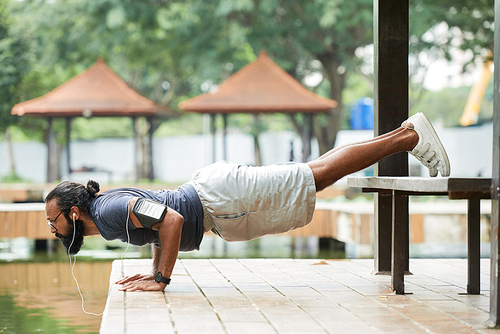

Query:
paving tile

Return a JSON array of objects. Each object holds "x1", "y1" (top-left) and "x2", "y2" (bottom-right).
[
  {"x1": 233, "y1": 282, "x2": 276, "y2": 292},
  {"x1": 321, "y1": 321, "x2": 379, "y2": 334},
  {"x1": 216, "y1": 306, "x2": 268, "y2": 323},
  {"x1": 302, "y1": 305, "x2": 365, "y2": 323},
  {"x1": 416, "y1": 319, "x2": 483, "y2": 333},
  {"x1": 263, "y1": 312, "x2": 325, "y2": 332},
  {"x1": 173, "y1": 312, "x2": 225, "y2": 333},
  {"x1": 223, "y1": 322, "x2": 277, "y2": 334},
  {"x1": 126, "y1": 306, "x2": 170, "y2": 324},
  {"x1": 126, "y1": 322, "x2": 175, "y2": 333},
  {"x1": 361, "y1": 314, "x2": 426, "y2": 332}
]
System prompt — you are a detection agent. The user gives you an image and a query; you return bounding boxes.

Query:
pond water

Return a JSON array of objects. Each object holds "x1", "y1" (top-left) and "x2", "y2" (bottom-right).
[
  {"x1": 0, "y1": 259, "x2": 111, "y2": 334},
  {"x1": 0, "y1": 235, "x2": 344, "y2": 333}
]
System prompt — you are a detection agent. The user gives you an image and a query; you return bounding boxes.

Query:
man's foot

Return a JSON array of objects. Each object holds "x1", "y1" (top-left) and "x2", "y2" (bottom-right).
[
  {"x1": 401, "y1": 113, "x2": 418, "y2": 129},
  {"x1": 402, "y1": 113, "x2": 451, "y2": 177}
]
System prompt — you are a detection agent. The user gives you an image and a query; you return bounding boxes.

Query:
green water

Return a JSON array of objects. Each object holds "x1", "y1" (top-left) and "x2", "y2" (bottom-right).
[{"x1": 0, "y1": 294, "x2": 91, "y2": 334}]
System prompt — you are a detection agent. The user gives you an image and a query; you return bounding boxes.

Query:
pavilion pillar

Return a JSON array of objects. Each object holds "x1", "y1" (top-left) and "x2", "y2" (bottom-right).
[
  {"x1": 65, "y1": 117, "x2": 72, "y2": 174},
  {"x1": 46, "y1": 117, "x2": 58, "y2": 183},
  {"x1": 373, "y1": 0, "x2": 409, "y2": 273},
  {"x1": 487, "y1": 0, "x2": 500, "y2": 326},
  {"x1": 210, "y1": 114, "x2": 216, "y2": 163},
  {"x1": 132, "y1": 117, "x2": 140, "y2": 183},
  {"x1": 222, "y1": 113, "x2": 228, "y2": 161},
  {"x1": 147, "y1": 117, "x2": 154, "y2": 182}
]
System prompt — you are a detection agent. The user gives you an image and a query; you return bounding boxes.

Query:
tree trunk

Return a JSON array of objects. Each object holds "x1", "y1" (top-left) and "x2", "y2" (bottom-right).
[
  {"x1": 315, "y1": 52, "x2": 347, "y2": 155},
  {"x1": 5, "y1": 127, "x2": 16, "y2": 176}
]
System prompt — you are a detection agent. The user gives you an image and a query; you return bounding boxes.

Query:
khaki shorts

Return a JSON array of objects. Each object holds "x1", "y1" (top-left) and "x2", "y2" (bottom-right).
[{"x1": 189, "y1": 161, "x2": 317, "y2": 241}]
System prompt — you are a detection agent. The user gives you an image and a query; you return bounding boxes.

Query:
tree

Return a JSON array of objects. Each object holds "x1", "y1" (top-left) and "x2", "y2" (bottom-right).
[
  {"x1": 6, "y1": 0, "x2": 495, "y2": 164},
  {"x1": 0, "y1": 1, "x2": 35, "y2": 178},
  {"x1": 181, "y1": 0, "x2": 374, "y2": 155},
  {"x1": 409, "y1": 0, "x2": 494, "y2": 114}
]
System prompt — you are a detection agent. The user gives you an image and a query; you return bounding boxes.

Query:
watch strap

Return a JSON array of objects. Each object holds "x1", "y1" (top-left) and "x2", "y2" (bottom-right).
[{"x1": 155, "y1": 271, "x2": 171, "y2": 285}]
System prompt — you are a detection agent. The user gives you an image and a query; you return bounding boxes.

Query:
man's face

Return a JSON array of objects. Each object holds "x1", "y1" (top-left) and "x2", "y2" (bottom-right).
[
  {"x1": 45, "y1": 199, "x2": 70, "y2": 237},
  {"x1": 45, "y1": 198, "x2": 84, "y2": 255}
]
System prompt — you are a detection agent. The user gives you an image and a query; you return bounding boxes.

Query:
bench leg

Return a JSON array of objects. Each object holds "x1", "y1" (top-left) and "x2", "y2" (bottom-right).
[
  {"x1": 392, "y1": 190, "x2": 409, "y2": 294},
  {"x1": 375, "y1": 192, "x2": 393, "y2": 273},
  {"x1": 467, "y1": 198, "x2": 481, "y2": 295}
]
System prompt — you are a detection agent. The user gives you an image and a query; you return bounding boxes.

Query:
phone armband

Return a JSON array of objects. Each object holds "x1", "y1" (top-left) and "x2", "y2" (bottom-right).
[{"x1": 132, "y1": 198, "x2": 168, "y2": 229}]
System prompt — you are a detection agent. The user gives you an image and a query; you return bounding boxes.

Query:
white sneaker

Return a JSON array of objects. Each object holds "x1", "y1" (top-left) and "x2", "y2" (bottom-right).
[
  {"x1": 401, "y1": 113, "x2": 418, "y2": 128},
  {"x1": 402, "y1": 113, "x2": 451, "y2": 177}
]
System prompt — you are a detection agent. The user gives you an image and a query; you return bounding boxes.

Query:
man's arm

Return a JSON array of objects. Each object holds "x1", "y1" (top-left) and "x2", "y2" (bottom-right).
[
  {"x1": 114, "y1": 244, "x2": 162, "y2": 285},
  {"x1": 117, "y1": 197, "x2": 184, "y2": 291},
  {"x1": 152, "y1": 244, "x2": 161, "y2": 273}
]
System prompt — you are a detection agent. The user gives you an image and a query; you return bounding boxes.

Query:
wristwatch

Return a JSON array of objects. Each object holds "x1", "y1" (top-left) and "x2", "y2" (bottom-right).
[{"x1": 154, "y1": 271, "x2": 171, "y2": 285}]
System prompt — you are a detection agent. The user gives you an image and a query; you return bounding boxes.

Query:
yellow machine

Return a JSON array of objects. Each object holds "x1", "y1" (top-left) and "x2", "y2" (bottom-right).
[{"x1": 460, "y1": 52, "x2": 493, "y2": 126}]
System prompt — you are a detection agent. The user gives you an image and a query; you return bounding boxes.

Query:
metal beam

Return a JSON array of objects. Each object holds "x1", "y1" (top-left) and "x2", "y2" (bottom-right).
[
  {"x1": 373, "y1": 0, "x2": 409, "y2": 273},
  {"x1": 467, "y1": 198, "x2": 481, "y2": 295},
  {"x1": 392, "y1": 190, "x2": 409, "y2": 294}
]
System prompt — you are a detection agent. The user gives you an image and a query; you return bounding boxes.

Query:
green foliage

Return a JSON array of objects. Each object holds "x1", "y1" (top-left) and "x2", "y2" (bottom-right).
[
  {"x1": 410, "y1": 80, "x2": 494, "y2": 127},
  {"x1": 2, "y1": 0, "x2": 496, "y2": 146},
  {"x1": 71, "y1": 117, "x2": 133, "y2": 140},
  {"x1": 0, "y1": 173, "x2": 27, "y2": 183},
  {"x1": 155, "y1": 112, "x2": 205, "y2": 137},
  {"x1": 409, "y1": 0, "x2": 494, "y2": 88},
  {"x1": 0, "y1": 1, "x2": 33, "y2": 133}
]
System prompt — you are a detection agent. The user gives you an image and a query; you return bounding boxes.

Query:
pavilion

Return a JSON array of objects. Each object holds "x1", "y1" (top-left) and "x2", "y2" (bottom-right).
[
  {"x1": 11, "y1": 59, "x2": 174, "y2": 183},
  {"x1": 179, "y1": 51, "x2": 337, "y2": 163}
]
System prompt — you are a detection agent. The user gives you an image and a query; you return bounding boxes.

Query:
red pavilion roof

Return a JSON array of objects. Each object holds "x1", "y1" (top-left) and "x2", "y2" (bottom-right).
[
  {"x1": 12, "y1": 59, "x2": 172, "y2": 117},
  {"x1": 179, "y1": 51, "x2": 337, "y2": 114}
]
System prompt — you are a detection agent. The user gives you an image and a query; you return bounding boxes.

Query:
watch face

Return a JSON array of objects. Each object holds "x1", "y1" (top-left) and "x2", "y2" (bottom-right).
[{"x1": 155, "y1": 271, "x2": 161, "y2": 283}]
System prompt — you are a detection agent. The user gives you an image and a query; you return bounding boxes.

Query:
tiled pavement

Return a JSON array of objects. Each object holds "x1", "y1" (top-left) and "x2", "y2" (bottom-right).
[{"x1": 100, "y1": 258, "x2": 499, "y2": 333}]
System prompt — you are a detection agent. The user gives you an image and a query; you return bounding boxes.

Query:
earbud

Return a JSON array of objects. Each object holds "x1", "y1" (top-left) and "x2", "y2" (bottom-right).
[{"x1": 73, "y1": 213, "x2": 76, "y2": 218}]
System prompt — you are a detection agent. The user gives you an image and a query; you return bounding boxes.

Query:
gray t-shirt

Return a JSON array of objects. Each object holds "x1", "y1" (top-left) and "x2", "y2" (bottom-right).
[{"x1": 90, "y1": 183, "x2": 204, "y2": 251}]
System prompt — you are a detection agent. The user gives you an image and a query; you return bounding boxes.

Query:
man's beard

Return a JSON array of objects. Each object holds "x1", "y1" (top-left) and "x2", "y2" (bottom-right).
[{"x1": 56, "y1": 217, "x2": 85, "y2": 255}]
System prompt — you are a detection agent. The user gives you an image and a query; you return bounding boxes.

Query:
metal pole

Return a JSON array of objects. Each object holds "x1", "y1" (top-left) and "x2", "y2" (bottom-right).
[
  {"x1": 373, "y1": 0, "x2": 409, "y2": 273},
  {"x1": 467, "y1": 198, "x2": 481, "y2": 295}
]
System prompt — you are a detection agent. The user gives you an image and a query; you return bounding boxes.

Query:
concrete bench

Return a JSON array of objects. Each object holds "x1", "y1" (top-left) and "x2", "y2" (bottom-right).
[{"x1": 347, "y1": 176, "x2": 492, "y2": 295}]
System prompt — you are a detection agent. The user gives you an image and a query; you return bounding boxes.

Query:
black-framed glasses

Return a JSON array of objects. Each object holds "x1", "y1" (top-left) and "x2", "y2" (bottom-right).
[{"x1": 48, "y1": 210, "x2": 63, "y2": 231}]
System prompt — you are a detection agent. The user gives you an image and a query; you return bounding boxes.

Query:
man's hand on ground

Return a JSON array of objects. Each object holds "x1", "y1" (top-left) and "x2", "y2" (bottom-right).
[
  {"x1": 117, "y1": 280, "x2": 167, "y2": 292},
  {"x1": 115, "y1": 273, "x2": 154, "y2": 285}
]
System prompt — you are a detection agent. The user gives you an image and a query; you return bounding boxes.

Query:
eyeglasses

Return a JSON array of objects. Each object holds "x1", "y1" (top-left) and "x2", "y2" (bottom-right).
[{"x1": 48, "y1": 211, "x2": 63, "y2": 231}]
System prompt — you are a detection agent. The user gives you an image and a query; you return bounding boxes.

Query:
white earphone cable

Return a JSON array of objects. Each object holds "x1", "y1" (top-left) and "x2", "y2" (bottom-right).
[
  {"x1": 68, "y1": 212, "x2": 103, "y2": 316},
  {"x1": 68, "y1": 211, "x2": 132, "y2": 316}
]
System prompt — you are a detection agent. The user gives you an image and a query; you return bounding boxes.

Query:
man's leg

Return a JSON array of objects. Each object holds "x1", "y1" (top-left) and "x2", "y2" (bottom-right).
[
  {"x1": 308, "y1": 127, "x2": 417, "y2": 191},
  {"x1": 315, "y1": 127, "x2": 405, "y2": 161},
  {"x1": 308, "y1": 113, "x2": 450, "y2": 191}
]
